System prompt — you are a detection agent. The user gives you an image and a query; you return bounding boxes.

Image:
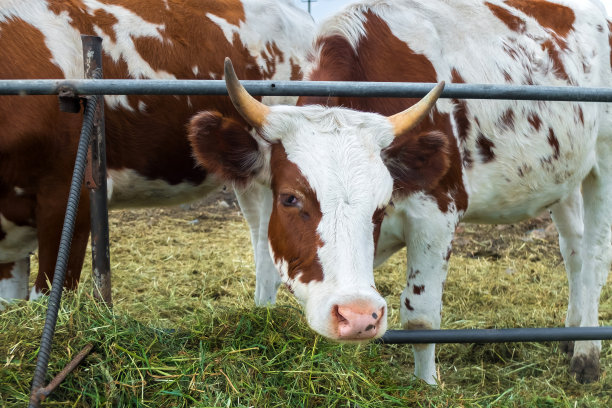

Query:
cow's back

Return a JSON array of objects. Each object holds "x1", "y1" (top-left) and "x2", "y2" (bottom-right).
[
  {"x1": 0, "y1": 0, "x2": 314, "y2": 207},
  {"x1": 307, "y1": 0, "x2": 610, "y2": 223}
]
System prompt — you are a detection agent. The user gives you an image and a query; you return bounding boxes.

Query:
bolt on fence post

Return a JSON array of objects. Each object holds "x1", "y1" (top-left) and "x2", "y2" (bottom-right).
[{"x1": 82, "y1": 35, "x2": 112, "y2": 306}]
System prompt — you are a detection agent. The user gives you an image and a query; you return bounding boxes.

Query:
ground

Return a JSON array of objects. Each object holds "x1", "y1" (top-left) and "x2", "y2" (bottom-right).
[{"x1": 1, "y1": 186, "x2": 611, "y2": 407}]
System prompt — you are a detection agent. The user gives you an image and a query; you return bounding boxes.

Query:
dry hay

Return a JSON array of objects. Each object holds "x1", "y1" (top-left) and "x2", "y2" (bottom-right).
[{"x1": 5, "y1": 187, "x2": 610, "y2": 406}]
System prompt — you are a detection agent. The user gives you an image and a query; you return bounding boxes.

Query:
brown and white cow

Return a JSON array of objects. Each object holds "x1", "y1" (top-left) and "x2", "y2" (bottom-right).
[
  {"x1": 0, "y1": 0, "x2": 313, "y2": 306},
  {"x1": 189, "y1": 0, "x2": 612, "y2": 384}
]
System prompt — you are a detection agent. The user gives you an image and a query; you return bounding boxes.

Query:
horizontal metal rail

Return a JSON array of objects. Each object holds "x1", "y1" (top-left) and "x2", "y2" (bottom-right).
[
  {"x1": 1, "y1": 79, "x2": 612, "y2": 101},
  {"x1": 378, "y1": 327, "x2": 612, "y2": 344}
]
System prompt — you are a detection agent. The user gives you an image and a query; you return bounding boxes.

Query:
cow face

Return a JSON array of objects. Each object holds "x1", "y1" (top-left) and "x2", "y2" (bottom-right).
[{"x1": 188, "y1": 59, "x2": 448, "y2": 342}]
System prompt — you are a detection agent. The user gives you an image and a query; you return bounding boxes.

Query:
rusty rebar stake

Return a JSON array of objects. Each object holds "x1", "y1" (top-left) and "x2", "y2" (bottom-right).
[{"x1": 31, "y1": 344, "x2": 94, "y2": 404}]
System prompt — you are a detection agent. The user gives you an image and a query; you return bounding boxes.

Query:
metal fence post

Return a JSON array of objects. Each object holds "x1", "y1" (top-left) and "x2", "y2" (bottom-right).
[{"x1": 81, "y1": 35, "x2": 112, "y2": 306}]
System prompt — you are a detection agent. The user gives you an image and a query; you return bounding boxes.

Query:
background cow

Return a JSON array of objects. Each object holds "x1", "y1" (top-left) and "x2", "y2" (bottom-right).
[
  {"x1": 189, "y1": 0, "x2": 612, "y2": 384},
  {"x1": 0, "y1": 0, "x2": 313, "y2": 306}
]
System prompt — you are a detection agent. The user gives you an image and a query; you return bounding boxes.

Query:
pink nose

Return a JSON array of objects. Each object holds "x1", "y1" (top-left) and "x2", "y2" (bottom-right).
[{"x1": 332, "y1": 303, "x2": 385, "y2": 340}]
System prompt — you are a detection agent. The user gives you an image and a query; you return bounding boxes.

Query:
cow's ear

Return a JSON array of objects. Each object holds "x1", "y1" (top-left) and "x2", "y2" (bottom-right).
[
  {"x1": 382, "y1": 131, "x2": 450, "y2": 194},
  {"x1": 188, "y1": 111, "x2": 264, "y2": 186}
]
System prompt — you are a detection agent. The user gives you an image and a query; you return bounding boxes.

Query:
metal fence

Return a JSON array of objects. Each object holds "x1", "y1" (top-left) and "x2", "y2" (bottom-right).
[{"x1": 2, "y1": 36, "x2": 611, "y2": 407}]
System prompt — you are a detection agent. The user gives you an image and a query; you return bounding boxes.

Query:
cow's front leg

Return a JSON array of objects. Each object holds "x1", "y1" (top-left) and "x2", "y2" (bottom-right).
[
  {"x1": 234, "y1": 183, "x2": 281, "y2": 306},
  {"x1": 31, "y1": 185, "x2": 91, "y2": 299},
  {"x1": 398, "y1": 196, "x2": 457, "y2": 384},
  {"x1": 549, "y1": 188, "x2": 583, "y2": 357},
  {"x1": 568, "y1": 160, "x2": 612, "y2": 383}
]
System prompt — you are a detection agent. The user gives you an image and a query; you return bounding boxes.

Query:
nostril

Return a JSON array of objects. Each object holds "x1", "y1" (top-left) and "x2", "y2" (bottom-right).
[{"x1": 333, "y1": 305, "x2": 348, "y2": 324}]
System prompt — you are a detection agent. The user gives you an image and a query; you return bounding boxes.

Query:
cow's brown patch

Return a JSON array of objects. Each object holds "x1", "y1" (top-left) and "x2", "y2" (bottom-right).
[
  {"x1": 290, "y1": 57, "x2": 302, "y2": 80},
  {"x1": 485, "y1": 2, "x2": 526, "y2": 33},
  {"x1": 541, "y1": 39, "x2": 569, "y2": 81},
  {"x1": 0, "y1": 263, "x2": 15, "y2": 281},
  {"x1": 500, "y1": 109, "x2": 515, "y2": 130},
  {"x1": 528, "y1": 113, "x2": 542, "y2": 131},
  {"x1": 413, "y1": 285, "x2": 425, "y2": 295},
  {"x1": 547, "y1": 128, "x2": 560, "y2": 160},
  {"x1": 408, "y1": 268, "x2": 421, "y2": 280},
  {"x1": 504, "y1": 0, "x2": 575, "y2": 37},
  {"x1": 372, "y1": 207, "x2": 386, "y2": 253},
  {"x1": 576, "y1": 106, "x2": 584, "y2": 124},
  {"x1": 404, "y1": 298, "x2": 415, "y2": 311},
  {"x1": 268, "y1": 144, "x2": 324, "y2": 284},
  {"x1": 476, "y1": 133, "x2": 496, "y2": 163}
]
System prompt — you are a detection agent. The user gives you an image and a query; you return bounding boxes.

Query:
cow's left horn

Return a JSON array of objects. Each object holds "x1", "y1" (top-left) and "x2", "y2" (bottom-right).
[
  {"x1": 224, "y1": 57, "x2": 269, "y2": 128},
  {"x1": 388, "y1": 81, "x2": 445, "y2": 137}
]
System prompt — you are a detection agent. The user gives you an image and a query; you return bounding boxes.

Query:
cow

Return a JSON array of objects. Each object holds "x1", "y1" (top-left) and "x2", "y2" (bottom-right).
[
  {"x1": 188, "y1": 0, "x2": 612, "y2": 384},
  {"x1": 0, "y1": 0, "x2": 314, "y2": 307}
]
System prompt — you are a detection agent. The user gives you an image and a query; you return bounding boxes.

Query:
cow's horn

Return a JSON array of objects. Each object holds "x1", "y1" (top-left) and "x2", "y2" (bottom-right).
[
  {"x1": 224, "y1": 57, "x2": 269, "y2": 128},
  {"x1": 388, "y1": 81, "x2": 445, "y2": 137}
]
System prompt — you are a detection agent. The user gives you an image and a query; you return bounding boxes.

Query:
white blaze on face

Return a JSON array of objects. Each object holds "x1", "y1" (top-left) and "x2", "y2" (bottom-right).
[{"x1": 262, "y1": 105, "x2": 394, "y2": 339}]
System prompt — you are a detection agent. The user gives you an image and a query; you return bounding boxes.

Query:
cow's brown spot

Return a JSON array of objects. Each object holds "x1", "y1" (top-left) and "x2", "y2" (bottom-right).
[
  {"x1": 413, "y1": 285, "x2": 425, "y2": 295},
  {"x1": 547, "y1": 128, "x2": 560, "y2": 160},
  {"x1": 372, "y1": 207, "x2": 386, "y2": 254},
  {"x1": 503, "y1": 70, "x2": 512, "y2": 82},
  {"x1": 528, "y1": 113, "x2": 542, "y2": 131},
  {"x1": 0, "y1": 263, "x2": 16, "y2": 280},
  {"x1": 290, "y1": 57, "x2": 302, "y2": 80},
  {"x1": 500, "y1": 109, "x2": 515, "y2": 130},
  {"x1": 476, "y1": 133, "x2": 496, "y2": 163},
  {"x1": 541, "y1": 39, "x2": 569, "y2": 81},
  {"x1": 577, "y1": 106, "x2": 584, "y2": 124},
  {"x1": 268, "y1": 144, "x2": 324, "y2": 284},
  {"x1": 454, "y1": 100, "x2": 471, "y2": 143},
  {"x1": 485, "y1": 2, "x2": 526, "y2": 33},
  {"x1": 404, "y1": 298, "x2": 415, "y2": 311},
  {"x1": 504, "y1": 0, "x2": 575, "y2": 37},
  {"x1": 408, "y1": 268, "x2": 421, "y2": 280}
]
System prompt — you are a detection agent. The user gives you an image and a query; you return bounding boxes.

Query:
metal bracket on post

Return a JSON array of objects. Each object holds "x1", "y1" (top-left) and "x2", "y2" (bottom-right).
[{"x1": 82, "y1": 35, "x2": 112, "y2": 306}]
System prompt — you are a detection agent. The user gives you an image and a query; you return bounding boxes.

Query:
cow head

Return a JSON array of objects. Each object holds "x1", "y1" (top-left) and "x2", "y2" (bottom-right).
[{"x1": 188, "y1": 58, "x2": 448, "y2": 342}]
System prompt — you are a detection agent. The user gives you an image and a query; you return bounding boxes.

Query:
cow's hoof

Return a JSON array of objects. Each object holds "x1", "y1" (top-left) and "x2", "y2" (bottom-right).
[
  {"x1": 560, "y1": 340, "x2": 574, "y2": 357},
  {"x1": 570, "y1": 352, "x2": 600, "y2": 383}
]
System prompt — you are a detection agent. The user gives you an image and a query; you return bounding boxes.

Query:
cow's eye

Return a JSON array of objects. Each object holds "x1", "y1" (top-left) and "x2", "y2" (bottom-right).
[{"x1": 281, "y1": 193, "x2": 300, "y2": 207}]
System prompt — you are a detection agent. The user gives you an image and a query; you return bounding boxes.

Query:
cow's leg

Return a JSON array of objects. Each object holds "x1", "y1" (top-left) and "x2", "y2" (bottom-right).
[
  {"x1": 0, "y1": 259, "x2": 30, "y2": 309},
  {"x1": 568, "y1": 159, "x2": 612, "y2": 383},
  {"x1": 399, "y1": 199, "x2": 457, "y2": 384},
  {"x1": 234, "y1": 183, "x2": 281, "y2": 306},
  {"x1": 31, "y1": 186, "x2": 90, "y2": 299},
  {"x1": 549, "y1": 188, "x2": 584, "y2": 356}
]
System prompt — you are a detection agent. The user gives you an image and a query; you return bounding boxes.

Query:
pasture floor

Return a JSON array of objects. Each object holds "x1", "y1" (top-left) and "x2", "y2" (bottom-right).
[{"x1": 1, "y1": 188, "x2": 611, "y2": 407}]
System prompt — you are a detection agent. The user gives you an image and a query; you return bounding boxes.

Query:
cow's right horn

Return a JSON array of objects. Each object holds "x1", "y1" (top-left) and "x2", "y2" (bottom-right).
[
  {"x1": 388, "y1": 81, "x2": 445, "y2": 137},
  {"x1": 224, "y1": 57, "x2": 270, "y2": 128}
]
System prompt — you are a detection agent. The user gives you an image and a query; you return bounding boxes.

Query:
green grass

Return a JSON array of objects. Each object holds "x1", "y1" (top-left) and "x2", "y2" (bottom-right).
[{"x1": 1, "y1": 201, "x2": 611, "y2": 407}]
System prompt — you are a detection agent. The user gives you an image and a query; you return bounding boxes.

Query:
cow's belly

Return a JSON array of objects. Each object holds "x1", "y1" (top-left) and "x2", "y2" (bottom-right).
[
  {"x1": 462, "y1": 145, "x2": 595, "y2": 224},
  {"x1": 0, "y1": 214, "x2": 38, "y2": 262},
  {"x1": 107, "y1": 169, "x2": 222, "y2": 209}
]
